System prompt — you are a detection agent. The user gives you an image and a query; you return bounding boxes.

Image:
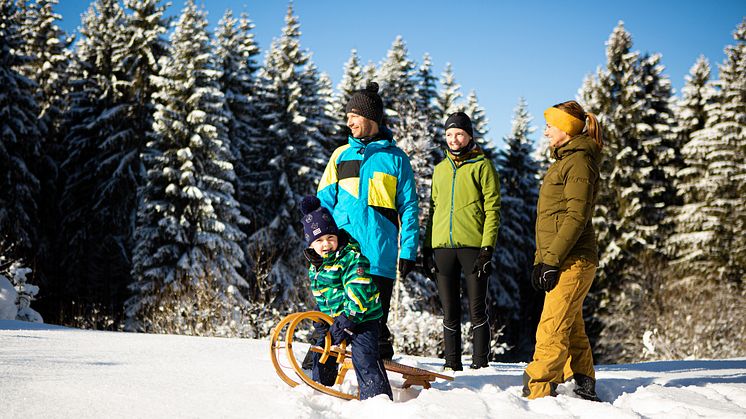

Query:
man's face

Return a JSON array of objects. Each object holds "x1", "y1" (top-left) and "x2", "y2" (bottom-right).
[
  {"x1": 346, "y1": 113, "x2": 379, "y2": 139},
  {"x1": 445, "y1": 127, "x2": 472, "y2": 151},
  {"x1": 310, "y1": 234, "x2": 338, "y2": 257}
]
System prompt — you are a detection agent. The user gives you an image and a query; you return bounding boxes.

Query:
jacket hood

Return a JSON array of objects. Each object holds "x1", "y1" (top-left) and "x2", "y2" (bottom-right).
[{"x1": 551, "y1": 133, "x2": 601, "y2": 164}]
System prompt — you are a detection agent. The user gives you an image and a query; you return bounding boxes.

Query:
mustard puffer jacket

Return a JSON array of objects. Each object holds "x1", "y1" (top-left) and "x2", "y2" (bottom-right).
[{"x1": 534, "y1": 134, "x2": 601, "y2": 267}]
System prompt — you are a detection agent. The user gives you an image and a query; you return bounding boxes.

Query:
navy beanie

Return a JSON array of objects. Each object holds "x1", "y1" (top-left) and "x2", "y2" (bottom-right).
[
  {"x1": 299, "y1": 196, "x2": 338, "y2": 246},
  {"x1": 345, "y1": 82, "x2": 384, "y2": 126},
  {"x1": 445, "y1": 111, "x2": 473, "y2": 138}
]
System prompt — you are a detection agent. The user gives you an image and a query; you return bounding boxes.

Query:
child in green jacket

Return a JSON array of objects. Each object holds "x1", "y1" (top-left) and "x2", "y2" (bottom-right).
[{"x1": 299, "y1": 196, "x2": 392, "y2": 400}]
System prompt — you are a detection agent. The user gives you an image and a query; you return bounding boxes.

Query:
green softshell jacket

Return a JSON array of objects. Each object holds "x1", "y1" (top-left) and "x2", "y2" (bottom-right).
[
  {"x1": 425, "y1": 148, "x2": 501, "y2": 249},
  {"x1": 308, "y1": 238, "x2": 383, "y2": 323},
  {"x1": 534, "y1": 133, "x2": 601, "y2": 267}
]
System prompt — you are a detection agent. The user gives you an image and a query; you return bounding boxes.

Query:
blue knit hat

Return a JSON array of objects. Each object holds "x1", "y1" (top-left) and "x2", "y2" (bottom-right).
[{"x1": 299, "y1": 196, "x2": 338, "y2": 246}]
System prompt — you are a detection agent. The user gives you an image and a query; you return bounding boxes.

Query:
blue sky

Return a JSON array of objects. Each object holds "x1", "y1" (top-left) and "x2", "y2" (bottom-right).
[{"x1": 55, "y1": 0, "x2": 743, "y2": 147}]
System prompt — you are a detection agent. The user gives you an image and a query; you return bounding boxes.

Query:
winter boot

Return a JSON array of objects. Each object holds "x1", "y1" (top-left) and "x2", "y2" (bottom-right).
[
  {"x1": 469, "y1": 321, "x2": 490, "y2": 369},
  {"x1": 573, "y1": 374, "x2": 601, "y2": 402},
  {"x1": 443, "y1": 324, "x2": 463, "y2": 371}
]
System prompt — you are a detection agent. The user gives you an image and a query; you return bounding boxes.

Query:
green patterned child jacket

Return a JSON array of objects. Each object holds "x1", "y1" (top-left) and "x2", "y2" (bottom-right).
[{"x1": 308, "y1": 237, "x2": 383, "y2": 323}]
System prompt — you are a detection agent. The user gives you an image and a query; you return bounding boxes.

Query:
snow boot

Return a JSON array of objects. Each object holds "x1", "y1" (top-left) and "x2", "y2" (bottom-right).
[
  {"x1": 443, "y1": 324, "x2": 463, "y2": 371},
  {"x1": 573, "y1": 374, "x2": 601, "y2": 402},
  {"x1": 470, "y1": 321, "x2": 490, "y2": 369}
]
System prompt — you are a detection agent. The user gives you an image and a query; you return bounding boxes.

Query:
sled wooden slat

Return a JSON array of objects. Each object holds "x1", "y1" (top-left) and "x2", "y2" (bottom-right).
[{"x1": 270, "y1": 311, "x2": 454, "y2": 401}]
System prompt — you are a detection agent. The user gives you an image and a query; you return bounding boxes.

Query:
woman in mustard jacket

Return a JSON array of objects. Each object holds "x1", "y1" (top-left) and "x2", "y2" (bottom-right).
[
  {"x1": 523, "y1": 100, "x2": 603, "y2": 401},
  {"x1": 424, "y1": 112, "x2": 501, "y2": 371}
]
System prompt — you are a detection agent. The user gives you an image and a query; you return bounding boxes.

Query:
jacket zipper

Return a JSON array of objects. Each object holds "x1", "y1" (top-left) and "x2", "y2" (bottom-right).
[{"x1": 449, "y1": 161, "x2": 457, "y2": 248}]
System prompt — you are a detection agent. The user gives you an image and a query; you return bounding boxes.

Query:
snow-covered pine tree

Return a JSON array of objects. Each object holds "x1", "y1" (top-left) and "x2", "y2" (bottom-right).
[
  {"x1": 579, "y1": 21, "x2": 647, "y2": 286},
  {"x1": 434, "y1": 62, "x2": 462, "y2": 124},
  {"x1": 0, "y1": 0, "x2": 42, "y2": 258},
  {"x1": 710, "y1": 19, "x2": 746, "y2": 281},
  {"x1": 415, "y1": 53, "x2": 439, "y2": 124},
  {"x1": 493, "y1": 98, "x2": 540, "y2": 360},
  {"x1": 433, "y1": 63, "x2": 462, "y2": 160},
  {"x1": 362, "y1": 61, "x2": 377, "y2": 84},
  {"x1": 13, "y1": 0, "x2": 72, "y2": 297},
  {"x1": 336, "y1": 49, "x2": 364, "y2": 123},
  {"x1": 377, "y1": 36, "x2": 417, "y2": 128},
  {"x1": 390, "y1": 100, "x2": 442, "y2": 356},
  {"x1": 459, "y1": 90, "x2": 497, "y2": 160},
  {"x1": 581, "y1": 22, "x2": 686, "y2": 362},
  {"x1": 214, "y1": 9, "x2": 267, "y2": 236},
  {"x1": 245, "y1": 4, "x2": 324, "y2": 317},
  {"x1": 636, "y1": 52, "x2": 681, "y2": 246},
  {"x1": 58, "y1": 0, "x2": 128, "y2": 324},
  {"x1": 669, "y1": 56, "x2": 718, "y2": 268},
  {"x1": 17, "y1": 0, "x2": 72, "y2": 139},
  {"x1": 299, "y1": 62, "x2": 339, "y2": 155},
  {"x1": 127, "y1": 0, "x2": 249, "y2": 336}
]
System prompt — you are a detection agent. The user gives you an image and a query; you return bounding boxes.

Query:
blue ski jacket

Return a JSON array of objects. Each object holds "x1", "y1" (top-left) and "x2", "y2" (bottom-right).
[{"x1": 317, "y1": 128, "x2": 419, "y2": 279}]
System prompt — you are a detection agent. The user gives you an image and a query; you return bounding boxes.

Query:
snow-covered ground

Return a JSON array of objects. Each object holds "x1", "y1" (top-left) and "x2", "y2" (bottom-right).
[{"x1": 1, "y1": 320, "x2": 745, "y2": 419}]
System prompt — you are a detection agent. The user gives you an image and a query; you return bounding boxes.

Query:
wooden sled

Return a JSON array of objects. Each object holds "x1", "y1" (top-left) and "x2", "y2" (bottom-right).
[{"x1": 269, "y1": 311, "x2": 453, "y2": 400}]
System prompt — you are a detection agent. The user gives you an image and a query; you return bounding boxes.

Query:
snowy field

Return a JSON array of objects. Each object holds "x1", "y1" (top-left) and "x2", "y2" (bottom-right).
[{"x1": 1, "y1": 320, "x2": 745, "y2": 419}]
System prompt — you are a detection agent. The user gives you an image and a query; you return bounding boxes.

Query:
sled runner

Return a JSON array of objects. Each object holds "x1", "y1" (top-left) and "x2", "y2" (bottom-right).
[{"x1": 269, "y1": 311, "x2": 453, "y2": 400}]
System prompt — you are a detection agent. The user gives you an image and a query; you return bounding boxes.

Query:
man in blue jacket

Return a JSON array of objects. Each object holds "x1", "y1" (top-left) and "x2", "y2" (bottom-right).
[{"x1": 317, "y1": 82, "x2": 419, "y2": 360}]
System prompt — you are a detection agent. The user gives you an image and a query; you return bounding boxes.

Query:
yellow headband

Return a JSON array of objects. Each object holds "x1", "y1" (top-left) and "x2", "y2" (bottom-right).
[{"x1": 544, "y1": 107, "x2": 585, "y2": 136}]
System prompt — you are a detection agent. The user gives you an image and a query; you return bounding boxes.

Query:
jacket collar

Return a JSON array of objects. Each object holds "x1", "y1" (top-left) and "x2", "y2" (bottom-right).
[
  {"x1": 348, "y1": 125, "x2": 395, "y2": 150},
  {"x1": 550, "y1": 133, "x2": 600, "y2": 162}
]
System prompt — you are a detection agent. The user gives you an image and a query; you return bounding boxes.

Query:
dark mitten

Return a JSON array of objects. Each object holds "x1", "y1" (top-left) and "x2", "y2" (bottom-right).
[
  {"x1": 398, "y1": 258, "x2": 416, "y2": 279},
  {"x1": 303, "y1": 248, "x2": 323, "y2": 268},
  {"x1": 329, "y1": 313, "x2": 354, "y2": 345},
  {"x1": 537, "y1": 263, "x2": 560, "y2": 291},
  {"x1": 422, "y1": 247, "x2": 437, "y2": 280},
  {"x1": 531, "y1": 264, "x2": 541, "y2": 291},
  {"x1": 472, "y1": 246, "x2": 494, "y2": 278}
]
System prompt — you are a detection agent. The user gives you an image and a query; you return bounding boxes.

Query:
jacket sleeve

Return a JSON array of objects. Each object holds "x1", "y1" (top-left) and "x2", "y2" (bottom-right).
[
  {"x1": 544, "y1": 155, "x2": 597, "y2": 267},
  {"x1": 317, "y1": 146, "x2": 345, "y2": 211},
  {"x1": 396, "y1": 153, "x2": 420, "y2": 261},
  {"x1": 480, "y1": 160, "x2": 501, "y2": 249},
  {"x1": 341, "y1": 252, "x2": 378, "y2": 323}
]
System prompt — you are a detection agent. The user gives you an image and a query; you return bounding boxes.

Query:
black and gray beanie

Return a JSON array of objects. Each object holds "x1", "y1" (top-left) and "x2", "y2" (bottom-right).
[
  {"x1": 299, "y1": 195, "x2": 338, "y2": 246},
  {"x1": 345, "y1": 82, "x2": 384, "y2": 126},
  {"x1": 445, "y1": 111, "x2": 473, "y2": 138}
]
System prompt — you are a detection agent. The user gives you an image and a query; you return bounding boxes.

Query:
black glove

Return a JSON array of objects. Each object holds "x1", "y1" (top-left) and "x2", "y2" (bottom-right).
[
  {"x1": 422, "y1": 247, "x2": 437, "y2": 280},
  {"x1": 329, "y1": 313, "x2": 354, "y2": 345},
  {"x1": 399, "y1": 258, "x2": 416, "y2": 279},
  {"x1": 303, "y1": 248, "x2": 323, "y2": 269},
  {"x1": 534, "y1": 263, "x2": 560, "y2": 291},
  {"x1": 472, "y1": 246, "x2": 494, "y2": 279},
  {"x1": 531, "y1": 264, "x2": 542, "y2": 291}
]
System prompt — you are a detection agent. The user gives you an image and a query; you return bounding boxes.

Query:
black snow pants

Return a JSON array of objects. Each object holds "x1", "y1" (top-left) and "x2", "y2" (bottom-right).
[{"x1": 434, "y1": 247, "x2": 490, "y2": 368}]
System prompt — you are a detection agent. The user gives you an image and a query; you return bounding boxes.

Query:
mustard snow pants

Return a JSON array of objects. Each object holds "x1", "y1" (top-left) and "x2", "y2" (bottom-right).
[{"x1": 524, "y1": 257, "x2": 597, "y2": 399}]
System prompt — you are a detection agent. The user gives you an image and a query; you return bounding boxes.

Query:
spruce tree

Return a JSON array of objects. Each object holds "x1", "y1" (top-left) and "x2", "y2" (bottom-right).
[
  {"x1": 415, "y1": 53, "x2": 439, "y2": 123},
  {"x1": 336, "y1": 49, "x2": 364, "y2": 123},
  {"x1": 390, "y1": 100, "x2": 442, "y2": 356},
  {"x1": 0, "y1": 0, "x2": 42, "y2": 257},
  {"x1": 246, "y1": 4, "x2": 324, "y2": 312},
  {"x1": 493, "y1": 98, "x2": 540, "y2": 359},
  {"x1": 669, "y1": 57, "x2": 717, "y2": 268},
  {"x1": 433, "y1": 63, "x2": 462, "y2": 160},
  {"x1": 460, "y1": 90, "x2": 497, "y2": 160},
  {"x1": 127, "y1": 0, "x2": 248, "y2": 336},
  {"x1": 377, "y1": 36, "x2": 417, "y2": 127},
  {"x1": 214, "y1": 9, "x2": 266, "y2": 233}
]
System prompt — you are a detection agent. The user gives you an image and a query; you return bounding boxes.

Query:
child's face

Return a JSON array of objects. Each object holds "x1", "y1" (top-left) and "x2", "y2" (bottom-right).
[{"x1": 310, "y1": 234, "x2": 338, "y2": 257}]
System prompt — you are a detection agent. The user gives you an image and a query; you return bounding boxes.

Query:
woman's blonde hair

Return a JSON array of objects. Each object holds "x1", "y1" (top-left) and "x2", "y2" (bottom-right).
[{"x1": 554, "y1": 100, "x2": 603, "y2": 151}]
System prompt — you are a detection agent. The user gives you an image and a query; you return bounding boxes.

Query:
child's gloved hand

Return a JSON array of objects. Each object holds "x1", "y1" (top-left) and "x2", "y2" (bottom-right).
[
  {"x1": 303, "y1": 248, "x2": 323, "y2": 268},
  {"x1": 329, "y1": 313, "x2": 354, "y2": 345}
]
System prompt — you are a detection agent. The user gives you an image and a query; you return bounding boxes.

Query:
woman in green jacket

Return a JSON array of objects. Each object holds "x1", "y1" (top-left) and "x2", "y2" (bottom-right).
[
  {"x1": 423, "y1": 112, "x2": 501, "y2": 371},
  {"x1": 523, "y1": 100, "x2": 603, "y2": 401}
]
